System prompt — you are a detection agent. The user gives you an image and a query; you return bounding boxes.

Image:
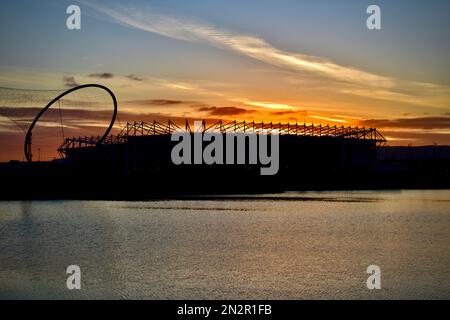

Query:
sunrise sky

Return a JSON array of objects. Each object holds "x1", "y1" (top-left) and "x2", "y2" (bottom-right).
[{"x1": 1, "y1": 0, "x2": 450, "y2": 160}]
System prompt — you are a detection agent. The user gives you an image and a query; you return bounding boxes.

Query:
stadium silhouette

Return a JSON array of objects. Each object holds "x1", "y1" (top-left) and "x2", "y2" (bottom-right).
[{"x1": 1, "y1": 84, "x2": 449, "y2": 199}]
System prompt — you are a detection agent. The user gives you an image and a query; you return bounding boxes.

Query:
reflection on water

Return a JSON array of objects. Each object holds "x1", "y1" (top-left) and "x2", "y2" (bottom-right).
[{"x1": 0, "y1": 190, "x2": 449, "y2": 299}]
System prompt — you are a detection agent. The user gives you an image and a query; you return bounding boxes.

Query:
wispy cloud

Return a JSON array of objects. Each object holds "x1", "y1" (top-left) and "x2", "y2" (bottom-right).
[
  {"x1": 198, "y1": 106, "x2": 250, "y2": 116},
  {"x1": 310, "y1": 115, "x2": 347, "y2": 124},
  {"x1": 240, "y1": 100, "x2": 296, "y2": 110},
  {"x1": 88, "y1": 72, "x2": 114, "y2": 79},
  {"x1": 360, "y1": 116, "x2": 450, "y2": 130},
  {"x1": 126, "y1": 74, "x2": 144, "y2": 81},
  {"x1": 83, "y1": 1, "x2": 450, "y2": 108},
  {"x1": 123, "y1": 99, "x2": 189, "y2": 106},
  {"x1": 62, "y1": 76, "x2": 79, "y2": 88},
  {"x1": 84, "y1": 2, "x2": 386, "y2": 85}
]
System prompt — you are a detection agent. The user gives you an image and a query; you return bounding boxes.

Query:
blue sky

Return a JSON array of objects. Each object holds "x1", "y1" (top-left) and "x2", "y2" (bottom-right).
[{"x1": 1, "y1": 0, "x2": 449, "y2": 82}]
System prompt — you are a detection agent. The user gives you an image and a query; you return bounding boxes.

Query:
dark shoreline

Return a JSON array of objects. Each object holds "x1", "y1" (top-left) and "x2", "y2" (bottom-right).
[
  {"x1": 2, "y1": 145, "x2": 450, "y2": 201},
  {"x1": 1, "y1": 168, "x2": 449, "y2": 201}
]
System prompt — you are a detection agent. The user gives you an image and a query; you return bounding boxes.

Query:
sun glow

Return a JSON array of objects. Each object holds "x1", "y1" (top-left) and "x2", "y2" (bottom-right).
[
  {"x1": 309, "y1": 115, "x2": 347, "y2": 124},
  {"x1": 243, "y1": 101, "x2": 296, "y2": 110}
]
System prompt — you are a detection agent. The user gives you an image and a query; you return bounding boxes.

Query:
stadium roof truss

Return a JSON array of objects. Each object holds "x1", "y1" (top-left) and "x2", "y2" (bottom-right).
[{"x1": 58, "y1": 120, "x2": 386, "y2": 158}]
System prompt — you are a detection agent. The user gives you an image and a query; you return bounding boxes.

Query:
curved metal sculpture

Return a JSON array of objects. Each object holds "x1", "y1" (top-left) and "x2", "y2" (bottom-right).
[{"x1": 24, "y1": 84, "x2": 117, "y2": 162}]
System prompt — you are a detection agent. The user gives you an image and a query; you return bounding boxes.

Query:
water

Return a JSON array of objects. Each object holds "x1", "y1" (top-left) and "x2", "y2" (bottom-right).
[{"x1": 0, "y1": 190, "x2": 449, "y2": 299}]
